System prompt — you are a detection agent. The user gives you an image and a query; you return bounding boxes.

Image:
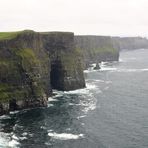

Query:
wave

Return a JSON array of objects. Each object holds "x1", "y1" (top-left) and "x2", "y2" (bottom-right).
[
  {"x1": 115, "y1": 68, "x2": 148, "y2": 73},
  {"x1": 77, "y1": 115, "x2": 86, "y2": 119},
  {"x1": 84, "y1": 69, "x2": 98, "y2": 73},
  {"x1": 8, "y1": 139, "x2": 20, "y2": 147},
  {"x1": 51, "y1": 81, "x2": 99, "y2": 115},
  {"x1": 100, "y1": 67, "x2": 117, "y2": 71},
  {"x1": 0, "y1": 115, "x2": 11, "y2": 120},
  {"x1": 80, "y1": 93, "x2": 97, "y2": 113},
  {"x1": 10, "y1": 110, "x2": 20, "y2": 115},
  {"x1": 97, "y1": 66, "x2": 148, "y2": 73},
  {"x1": 48, "y1": 132, "x2": 84, "y2": 140},
  {"x1": 64, "y1": 83, "x2": 98, "y2": 95},
  {"x1": 0, "y1": 132, "x2": 20, "y2": 148},
  {"x1": 48, "y1": 97, "x2": 58, "y2": 102}
]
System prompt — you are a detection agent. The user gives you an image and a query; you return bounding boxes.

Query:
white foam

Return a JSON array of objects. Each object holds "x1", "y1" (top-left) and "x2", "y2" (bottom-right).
[
  {"x1": 10, "y1": 110, "x2": 20, "y2": 115},
  {"x1": 45, "y1": 142, "x2": 52, "y2": 146},
  {"x1": 53, "y1": 94, "x2": 63, "y2": 98},
  {"x1": 19, "y1": 136, "x2": 27, "y2": 140},
  {"x1": 8, "y1": 139, "x2": 20, "y2": 147},
  {"x1": 48, "y1": 129, "x2": 53, "y2": 132},
  {"x1": 69, "y1": 103, "x2": 75, "y2": 106},
  {"x1": 0, "y1": 115, "x2": 11, "y2": 120},
  {"x1": 77, "y1": 115, "x2": 86, "y2": 119},
  {"x1": 53, "y1": 90, "x2": 64, "y2": 96},
  {"x1": 64, "y1": 83, "x2": 98, "y2": 95},
  {"x1": 64, "y1": 88, "x2": 88, "y2": 95},
  {"x1": 119, "y1": 59, "x2": 123, "y2": 62},
  {"x1": 47, "y1": 104, "x2": 54, "y2": 107},
  {"x1": 0, "y1": 133, "x2": 10, "y2": 147},
  {"x1": 91, "y1": 63, "x2": 96, "y2": 67},
  {"x1": 81, "y1": 123, "x2": 85, "y2": 126},
  {"x1": 51, "y1": 81, "x2": 99, "y2": 115},
  {"x1": 40, "y1": 126, "x2": 46, "y2": 130},
  {"x1": 84, "y1": 69, "x2": 101, "y2": 73},
  {"x1": 100, "y1": 67, "x2": 117, "y2": 71},
  {"x1": 13, "y1": 124, "x2": 23, "y2": 131},
  {"x1": 48, "y1": 97, "x2": 58, "y2": 102},
  {"x1": 116, "y1": 68, "x2": 148, "y2": 73},
  {"x1": 48, "y1": 132, "x2": 84, "y2": 140},
  {"x1": 86, "y1": 83, "x2": 97, "y2": 90},
  {"x1": 84, "y1": 63, "x2": 100, "y2": 73},
  {"x1": 94, "y1": 79, "x2": 105, "y2": 82},
  {"x1": 12, "y1": 134, "x2": 19, "y2": 140},
  {"x1": 66, "y1": 128, "x2": 71, "y2": 131},
  {"x1": 101, "y1": 61, "x2": 108, "y2": 65},
  {"x1": 84, "y1": 69, "x2": 94, "y2": 73},
  {"x1": 0, "y1": 132, "x2": 20, "y2": 148},
  {"x1": 86, "y1": 79, "x2": 105, "y2": 84},
  {"x1": 22, "y1": 132, "x2": 28, "y2": 136}
]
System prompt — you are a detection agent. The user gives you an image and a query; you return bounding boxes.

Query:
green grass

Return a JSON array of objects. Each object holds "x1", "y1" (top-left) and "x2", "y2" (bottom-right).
[
  {"x1": 16, "y1": 48, "x2": 40, "y2": 69},
  {"x1": 92, "y1": 47, "x2": 118, "y2": 54},
  {"x1": 0, "y1": 30, "x2": 35, "y2": 41},
  {"x1": 0, "y1": 31, "x2": 22, "y2": 40},
  {"x1": 0, "y1": 84, "x2": 30, "y2": 101}
]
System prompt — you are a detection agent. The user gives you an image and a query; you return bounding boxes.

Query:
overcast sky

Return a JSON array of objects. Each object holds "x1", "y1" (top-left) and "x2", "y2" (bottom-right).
[{"x1": 0, "y1": 0, "x2": 147, "y2": 36}]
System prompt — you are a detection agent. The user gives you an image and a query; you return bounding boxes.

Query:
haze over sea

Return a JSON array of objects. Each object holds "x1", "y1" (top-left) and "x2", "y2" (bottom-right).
[{"x1": 0, "y1": 49, "x2": 148, "y2": 148}]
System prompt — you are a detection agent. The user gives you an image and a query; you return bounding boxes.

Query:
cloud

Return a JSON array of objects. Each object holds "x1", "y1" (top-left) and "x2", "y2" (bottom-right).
[{"x1": 0, "y1": 0, "x2": 147, "y2": 36}]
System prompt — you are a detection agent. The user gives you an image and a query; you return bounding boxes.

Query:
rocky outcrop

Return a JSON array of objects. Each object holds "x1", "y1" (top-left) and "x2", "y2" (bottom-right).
[
  {"x1": 112, "y1": 37, "x2": 148, "y2": 51},
  {"x1": 94, "y1": 63, "x2": 100, "y2": 70},
  {"x1": 75, "y1": 35, "x2": 119, "y2": 69},
  {"x1": 0, "y1": 30, "x2": 85, "y2": 115}
]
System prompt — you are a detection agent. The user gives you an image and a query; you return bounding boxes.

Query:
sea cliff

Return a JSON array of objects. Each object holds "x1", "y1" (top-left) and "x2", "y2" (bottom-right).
[
  {"x1": 75, "y1": 35, "x2": 119, "y2": 69},
  {"x1": 112, "y1": 37, "x2": 148, "y2": 51},
  {"x1": 0, "y1": 30, "x2": 85, "y2": 115}
]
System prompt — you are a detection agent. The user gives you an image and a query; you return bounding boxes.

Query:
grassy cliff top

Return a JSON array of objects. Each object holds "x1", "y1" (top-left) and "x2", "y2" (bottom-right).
[
  {"x1": 0, "y1": 31, "x2": 21, "y2": 40},
  {"x1": 0, "y1": 30, "x2": 74, "y2": 41},
  {"x1": 0, "y1": 30, "x2": 35, "y2": 41}
]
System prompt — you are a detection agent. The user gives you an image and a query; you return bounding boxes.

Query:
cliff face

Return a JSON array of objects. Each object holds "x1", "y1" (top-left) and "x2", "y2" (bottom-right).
[
  {"x1": 112, "y1": 37, "x2": 148, "y2": 51},
  {"x1": 0, "y1": 30, "x2": 85, "y2": 115},
  {"x1": 75, "y1": 36, "x2": 119, "y2": 69}
]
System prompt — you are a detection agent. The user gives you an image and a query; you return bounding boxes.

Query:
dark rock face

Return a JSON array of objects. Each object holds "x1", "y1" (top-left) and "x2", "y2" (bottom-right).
[
  {"x1": 75, "y1": 35, "x2": 119, "y2": 69},
  {"x1": 0, "y1": 30, "x2": 85, "y2": 115},
  {"x1": 42, "y1": 32, "x2": 85, "y2": 91}
]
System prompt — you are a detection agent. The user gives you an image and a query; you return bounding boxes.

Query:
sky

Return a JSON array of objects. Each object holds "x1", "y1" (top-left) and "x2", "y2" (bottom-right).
[{"x1": 0, "y1": 0, "x2": 148, "y2": 36}]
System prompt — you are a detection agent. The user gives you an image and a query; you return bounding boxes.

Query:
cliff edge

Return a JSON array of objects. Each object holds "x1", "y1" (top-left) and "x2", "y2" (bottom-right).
[
  {"x1": 75, "y1": 35, "x2": 119, "y2": 69},
  {"x1": 0, "y1": 30, "x2": 85, "y2": 115}
]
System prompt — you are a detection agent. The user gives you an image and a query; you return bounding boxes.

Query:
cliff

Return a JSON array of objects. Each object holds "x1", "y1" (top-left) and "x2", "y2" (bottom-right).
[
  {"x1": 0, "y1": 30, "x2": 85, "y2": 115},
  {"x1": 112, "y1": 37, "x2": 148, "y2": 51},
  {"x1": 75, "y1": 36, "x2": 119, "y2": 69}
]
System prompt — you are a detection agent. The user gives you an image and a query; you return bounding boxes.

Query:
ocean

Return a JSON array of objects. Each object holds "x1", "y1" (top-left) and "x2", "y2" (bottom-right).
[{"x1": 0, "y1": 49, "x2": 148, "y2": 148}]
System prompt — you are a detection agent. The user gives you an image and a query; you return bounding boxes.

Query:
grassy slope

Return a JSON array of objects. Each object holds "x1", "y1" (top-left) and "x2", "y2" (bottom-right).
[
  {"x1": 0, "y1": 32, "x2": 21, "y2": 40},
  {"x1": 0, "y1": 30, "x2": 35, "y2": 40}
]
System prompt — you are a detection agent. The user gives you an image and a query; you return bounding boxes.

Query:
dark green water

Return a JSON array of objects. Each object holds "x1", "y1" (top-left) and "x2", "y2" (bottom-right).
[{"x1": 0, "y1": 49, "x2": 148, "y2": 148}]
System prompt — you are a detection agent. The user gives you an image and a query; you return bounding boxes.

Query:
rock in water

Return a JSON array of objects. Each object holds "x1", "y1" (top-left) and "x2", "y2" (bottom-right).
[{"x1": 94, "y1": 63, "x2": 100, "y2": 70}]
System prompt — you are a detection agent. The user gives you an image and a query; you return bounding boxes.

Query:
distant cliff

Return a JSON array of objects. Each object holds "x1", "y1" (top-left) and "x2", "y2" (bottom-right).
[
  {"x1": 112, "y1": 37, "x2": 148, "y2": 51},
  {"x1": 75, "y1": 36, "x2": 119, "y2": 68},
  {"x1": 0, "y1": 30, "x2": 85, "y2": 115}
]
